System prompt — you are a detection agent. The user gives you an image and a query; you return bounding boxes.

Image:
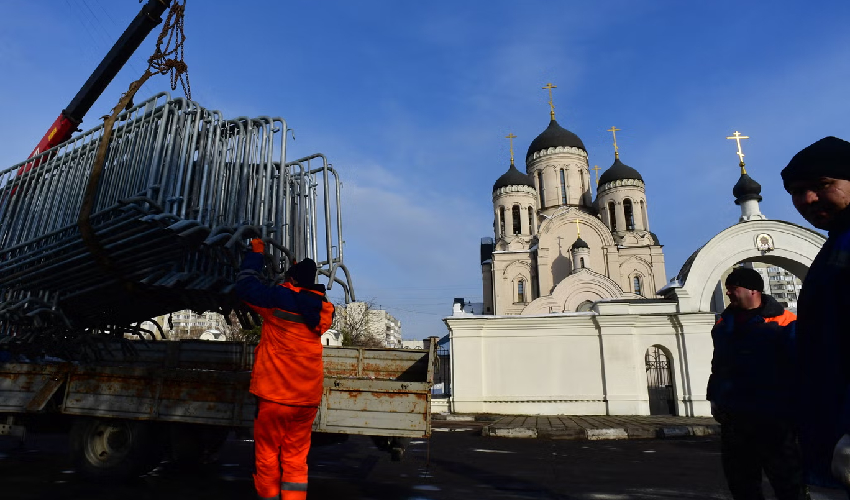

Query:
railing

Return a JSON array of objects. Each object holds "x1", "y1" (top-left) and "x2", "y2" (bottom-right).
[{"x1": 0, "y1": 94, "x2": 354, "y2": 355}]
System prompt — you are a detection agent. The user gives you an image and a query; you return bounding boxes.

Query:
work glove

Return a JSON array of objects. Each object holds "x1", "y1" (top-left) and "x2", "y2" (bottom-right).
[
  {"x1": 832, "y1": 434, "x2": 850, "y2": 486},
  {"x1": 250, "y1": 238, "x2": 265, "y2": 254}
]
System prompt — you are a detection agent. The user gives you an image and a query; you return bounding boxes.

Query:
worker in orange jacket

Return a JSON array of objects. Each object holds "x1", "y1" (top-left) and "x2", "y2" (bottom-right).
[{"x1": 236, "y1": 238, "x2": 334, "y2": 500}]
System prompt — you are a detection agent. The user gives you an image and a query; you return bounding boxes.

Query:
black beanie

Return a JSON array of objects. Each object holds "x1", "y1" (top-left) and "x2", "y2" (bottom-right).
[
  {"x1": 781, "y1": 136, "x2": 850, "y2": 190},
  {"x1": 288, "y1": 258, "x2": 317, "y2": 286},
  {"x1": 725, "y1": 267, "x2": 764, "y2": 292}
]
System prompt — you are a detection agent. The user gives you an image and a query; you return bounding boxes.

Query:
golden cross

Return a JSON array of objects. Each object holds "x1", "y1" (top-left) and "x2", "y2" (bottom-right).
[
  {"x1": 726, "y1": 130, "x2": 750, "y2": 174},
  {"x1": 592, "y1": 165, "x2": 601, "y2": 186},
  {"x1": 607, "y1": 126, "x2": 622, "y2": 159},
  {"x1": 542, "y1": 82, "x2": 557, "y2": 120},
  {"x1": 575, "y1": 219, "x2": 581, "y2": 238},
  {"x1": 506, "y1": 133, "x2": 517, "y2": 165}
]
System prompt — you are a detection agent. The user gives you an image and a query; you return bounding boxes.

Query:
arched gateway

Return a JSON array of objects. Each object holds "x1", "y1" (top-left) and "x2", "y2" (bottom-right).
[{"x1": 661, "y1": 219, "x2": 825, "y2": 312}]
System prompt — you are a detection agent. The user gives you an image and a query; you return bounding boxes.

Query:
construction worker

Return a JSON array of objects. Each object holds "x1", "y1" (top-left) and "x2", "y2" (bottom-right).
[{"x1": 236, "y1": 238, "x2": 334, "y2": 500}]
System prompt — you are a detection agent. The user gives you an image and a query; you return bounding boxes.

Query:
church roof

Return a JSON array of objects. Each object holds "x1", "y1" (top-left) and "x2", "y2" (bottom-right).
[
  {"x1": 733, "y1": 172, "x2": 763, "y2": 204},
  {"x1": 571, "y1": 236, "x2": 589, "y2": 250},
  {"x1": 599, "y1": 157, "x2": 643, "y2": 185},
  {"x1": 526, "y1": 119, "x2": 586, "y2": 159},
  {"x1": 493, "y1": 163, "x2": 535, "y2": 192}
]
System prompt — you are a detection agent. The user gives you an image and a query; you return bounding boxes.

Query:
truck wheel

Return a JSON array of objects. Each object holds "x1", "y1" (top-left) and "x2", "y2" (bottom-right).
[
  {"x1": 70, "y1": 417, "x2": 164, "y2": 480},
  {"x1": 389, "y1": 437, "x2": 410, "y2": 462}
]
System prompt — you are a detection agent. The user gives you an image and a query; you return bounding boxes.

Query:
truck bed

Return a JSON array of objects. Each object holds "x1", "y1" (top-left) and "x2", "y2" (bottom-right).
[{"x1": 0, "y1": 339, "x2": 435, "y2": 438}]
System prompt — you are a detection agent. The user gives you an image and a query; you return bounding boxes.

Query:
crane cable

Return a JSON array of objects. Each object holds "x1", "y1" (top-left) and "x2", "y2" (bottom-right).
[{"x1": 77, "y1": 0, "x2": 191, "y2": 287}]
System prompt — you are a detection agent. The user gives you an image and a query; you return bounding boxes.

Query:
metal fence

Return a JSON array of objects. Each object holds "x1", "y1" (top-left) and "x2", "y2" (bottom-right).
[
  {"x1": 433, "y1": 343, "x2": 451, "y2": 397},
  {"x1": 0, "y1": 94, "x2": 354, "y2": 349}
]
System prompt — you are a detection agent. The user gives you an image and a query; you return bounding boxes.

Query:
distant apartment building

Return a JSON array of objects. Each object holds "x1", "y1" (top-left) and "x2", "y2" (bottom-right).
[
  {"x1": 132, "y1": 310, "x2": 229, "y2": 341},
  {"x1": 336, "y1": 302, "x2": 402, "y2": 348},
  {"x1": 752, "y1": 263, "x2": 803, "y2": 311}
]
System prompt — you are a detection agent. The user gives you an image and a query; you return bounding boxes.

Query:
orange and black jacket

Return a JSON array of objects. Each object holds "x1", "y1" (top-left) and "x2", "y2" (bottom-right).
[
  {"x1": 706, "y1": 294, "x2": 796, "y2": 418},
  {"x1": 235, "y1": 252, "x2": 334, "y2": 407}
]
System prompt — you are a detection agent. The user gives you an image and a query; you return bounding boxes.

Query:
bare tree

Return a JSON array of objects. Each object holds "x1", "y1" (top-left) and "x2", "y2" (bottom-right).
[
  {"x1": 333, "y1": 301, "x2": 385, "y2": 348},
  {"x1": 222, "y1": 310, "x2": 261, "y2": 344}
]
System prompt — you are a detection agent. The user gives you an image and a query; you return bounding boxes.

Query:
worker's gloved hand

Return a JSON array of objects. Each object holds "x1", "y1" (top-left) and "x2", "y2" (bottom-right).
[
  {"x1": 831, "y1": 434, "x2": 850, "y2": 485},
  {"x1": 250, "y1": 238, "x2": 265, "y2": 254}
]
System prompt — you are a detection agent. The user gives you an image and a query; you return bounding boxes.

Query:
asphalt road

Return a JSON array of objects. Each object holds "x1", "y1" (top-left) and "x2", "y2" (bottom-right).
[{"x1": 0, "y1": 422, "x2": 844, "y2": 500}]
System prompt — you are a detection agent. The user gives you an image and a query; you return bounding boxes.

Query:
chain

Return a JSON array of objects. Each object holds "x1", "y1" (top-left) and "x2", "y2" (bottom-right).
[
  {"x1": 147, "y1": 0, "x2": 191, "y2": 100},
  {"x1": 78, "y1": 0, "x2": 191, "y2": 306}
]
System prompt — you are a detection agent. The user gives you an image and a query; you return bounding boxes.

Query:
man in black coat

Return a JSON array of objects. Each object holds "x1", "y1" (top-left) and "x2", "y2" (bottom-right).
[{"x1": 707, "y1": 267, "x2": 807, "y2": 500}]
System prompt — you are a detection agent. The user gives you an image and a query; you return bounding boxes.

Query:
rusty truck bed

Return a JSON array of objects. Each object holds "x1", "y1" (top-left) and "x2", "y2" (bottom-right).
[{"x1": 0, "y1": 339, "x2": 435, "y2": 438}]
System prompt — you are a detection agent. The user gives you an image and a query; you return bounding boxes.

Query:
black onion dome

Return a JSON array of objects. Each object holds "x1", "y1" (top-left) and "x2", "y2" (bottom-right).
[
  {"x1": 598, "y1": 158, "x2": 644, "y2": 185},
  {"x1": 493, "y1": 163, "x2": 535, "y2": 192},
  {"x1": 733, "y1": 173, "x2": 762, "y2": 204},
  {"x1": 526, "y1": 119, "x2": 586, "y2": 159},
  {"x1": 571, "y1": 237, "x2": 589, "y2": 250}
]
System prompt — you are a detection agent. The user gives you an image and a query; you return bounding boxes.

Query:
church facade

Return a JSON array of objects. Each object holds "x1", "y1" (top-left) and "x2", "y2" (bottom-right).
[{"x1": 482, "y1": 114, "x2": 667, "y2": 315}]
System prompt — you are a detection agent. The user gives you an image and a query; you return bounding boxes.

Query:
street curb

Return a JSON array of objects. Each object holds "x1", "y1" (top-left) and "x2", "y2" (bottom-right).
[{"x1": 482, "y1": 424, "x2": 721, "y2": 440}]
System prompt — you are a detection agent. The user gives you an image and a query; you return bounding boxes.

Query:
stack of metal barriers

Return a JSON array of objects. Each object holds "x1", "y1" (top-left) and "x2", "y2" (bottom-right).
[{"x1": 0, "y1": 93, "x2": 353, "y2": 350}]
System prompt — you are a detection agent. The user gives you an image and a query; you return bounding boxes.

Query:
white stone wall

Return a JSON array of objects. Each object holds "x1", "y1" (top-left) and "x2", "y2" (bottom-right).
[{"x1": 444, "y1": 301, "x2": 714, "y2": 416}]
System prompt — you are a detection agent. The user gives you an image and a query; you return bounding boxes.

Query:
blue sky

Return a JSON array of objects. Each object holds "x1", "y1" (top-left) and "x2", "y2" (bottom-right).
[{"x1": 2, "y1": 1, "x2": 849, "y2": 340}]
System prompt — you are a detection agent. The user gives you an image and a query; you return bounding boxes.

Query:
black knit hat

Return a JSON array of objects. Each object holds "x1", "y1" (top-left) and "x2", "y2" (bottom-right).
[
  {"x1": 725, "y1": 267, "x2": 764, "y2": 292},
  {"x1": 781, "y1": 136, "x2": 850, "y2": 190},
  {"x1": 288, "y1": 258, "x2": 317, "y2": 286}
]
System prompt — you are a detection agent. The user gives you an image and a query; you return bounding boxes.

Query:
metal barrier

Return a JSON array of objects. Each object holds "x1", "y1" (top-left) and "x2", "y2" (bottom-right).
[{"x1": 0, "y1": 94, "x2": 354, "y2": 350}]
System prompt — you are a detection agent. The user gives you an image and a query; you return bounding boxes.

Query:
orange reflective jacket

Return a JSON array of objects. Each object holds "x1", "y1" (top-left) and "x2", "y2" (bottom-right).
[{"x1": 236, "y1": 253, "x2": 334, "y2": 406}]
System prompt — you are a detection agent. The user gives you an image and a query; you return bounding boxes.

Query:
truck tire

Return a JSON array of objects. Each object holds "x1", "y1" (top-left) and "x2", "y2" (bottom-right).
[{"x1": 70, "y1": 417, "x2": 164, "y2": 481}]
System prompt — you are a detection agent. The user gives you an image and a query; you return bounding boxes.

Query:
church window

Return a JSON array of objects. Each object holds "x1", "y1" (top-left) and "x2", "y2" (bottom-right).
[
  {"x1": 633, "y1": 276, "x2": 643, "y2": 296},
  {"x1": 624, "y1": 199, "x2": 635, "y2": 230},
  {"x1": 537, "y1": 172, "x2": 545, "y2": 207},
  {"x1": 512, "y1": 206, "x2": 521, "y2": 234},
  {"x1": 640, "y1": 200, "x2": 648, "y2": 230},
  {"x1": 517, "y1": 279, "x2": 526, "y2": 303},
  {"x1": 608, "y1": 201, "x2": 617, "y2": 231},
  {"x1": 528, "y1": 207, "x2": 534, "y2": 233},
  {"x1": 499, "y1": 207, "x2": 506, "y2": 236},
  {"x1": 580, "y1": 257, "x2": 586, "y2": 268},
  {"x1": 560, "y1": 169, "x2": 567, "y2": 204},
  {"x1": 576, "y1": 301, "x2": 593, "y2": 312}
]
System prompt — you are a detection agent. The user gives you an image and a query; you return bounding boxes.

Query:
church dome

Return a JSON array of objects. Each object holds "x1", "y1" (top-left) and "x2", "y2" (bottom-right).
[
  {"x1": 571, "y1": 236, "x2": 589, "y2": 250},
  {"x1": 493, "y1": 163, "x2": 535, "y2": 193},
  {"x1": 598, "y1": 158, "x2": 643, "y2": 185},
  {"x1": 733, "y1": 172, "x2": 762, "y2": 204},
  {"x1": 526, "y1": 120, "x2": 586, "y2": 159}
]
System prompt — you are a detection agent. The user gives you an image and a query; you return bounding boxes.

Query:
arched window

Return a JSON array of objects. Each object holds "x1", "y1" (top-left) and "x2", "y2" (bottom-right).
[
  {"x1": 512, "y1": 206, "x2": 521, "y2": 234},
  {"x1": 560, "y1": 168, "x2": 567, "y2": 205},
  {"x1": 537, "y1": 172, "x2": 545, "y2": 208},
  {"x1": 528, "y1": 207, "x2": 534, "y2": 233},
  {"x1": 576, "y1": 300, "x2": 594, "y2": 312},
  {"x1": 580, "y1": 257, "x2": 586, "y2": 268},
  {"x1": 517, "y1": 279, "x2": 526, "y2": 303},
  {"x1": 499, "y1": 206, "x2": 506, "y2": 236},
  {"x1": 608, "y1": 201, "x2": 617, "y2": 231},
  {"x1": 624, "y1": 199, "x2": 635, "y2": 230},
  {"x1": 640, "y1": 200, "x2": 648, "y2": 230},
  {"x1": 633, "y1": 276, "x2": 642, "y2": 296}
]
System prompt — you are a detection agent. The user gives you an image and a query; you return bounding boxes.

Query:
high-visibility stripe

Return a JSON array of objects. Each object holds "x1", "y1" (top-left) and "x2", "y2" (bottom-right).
[
  {"x1": 273, "y1": 309, "x2": 306, "y2": 324},
  {"x1": 257, "y1": 494, "x2": 280, "y2": 500},
  {"x1": 280, "y1": 482, "x2": 308, "y2": 491}
]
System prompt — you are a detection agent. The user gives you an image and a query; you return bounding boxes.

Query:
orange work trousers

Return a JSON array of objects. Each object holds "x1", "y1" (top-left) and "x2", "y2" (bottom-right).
[{"x1": 254, "y1": 399, "x2": 318, "y2": 500}]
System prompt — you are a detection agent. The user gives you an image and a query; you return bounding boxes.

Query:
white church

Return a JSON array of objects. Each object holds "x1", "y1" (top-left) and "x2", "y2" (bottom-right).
[
  {"x1": 482, "y1": 103, "x2": 666, "y2": 315},
  {"x1": 444, "y1": 91, "x2": 825, "y2": 417}
]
